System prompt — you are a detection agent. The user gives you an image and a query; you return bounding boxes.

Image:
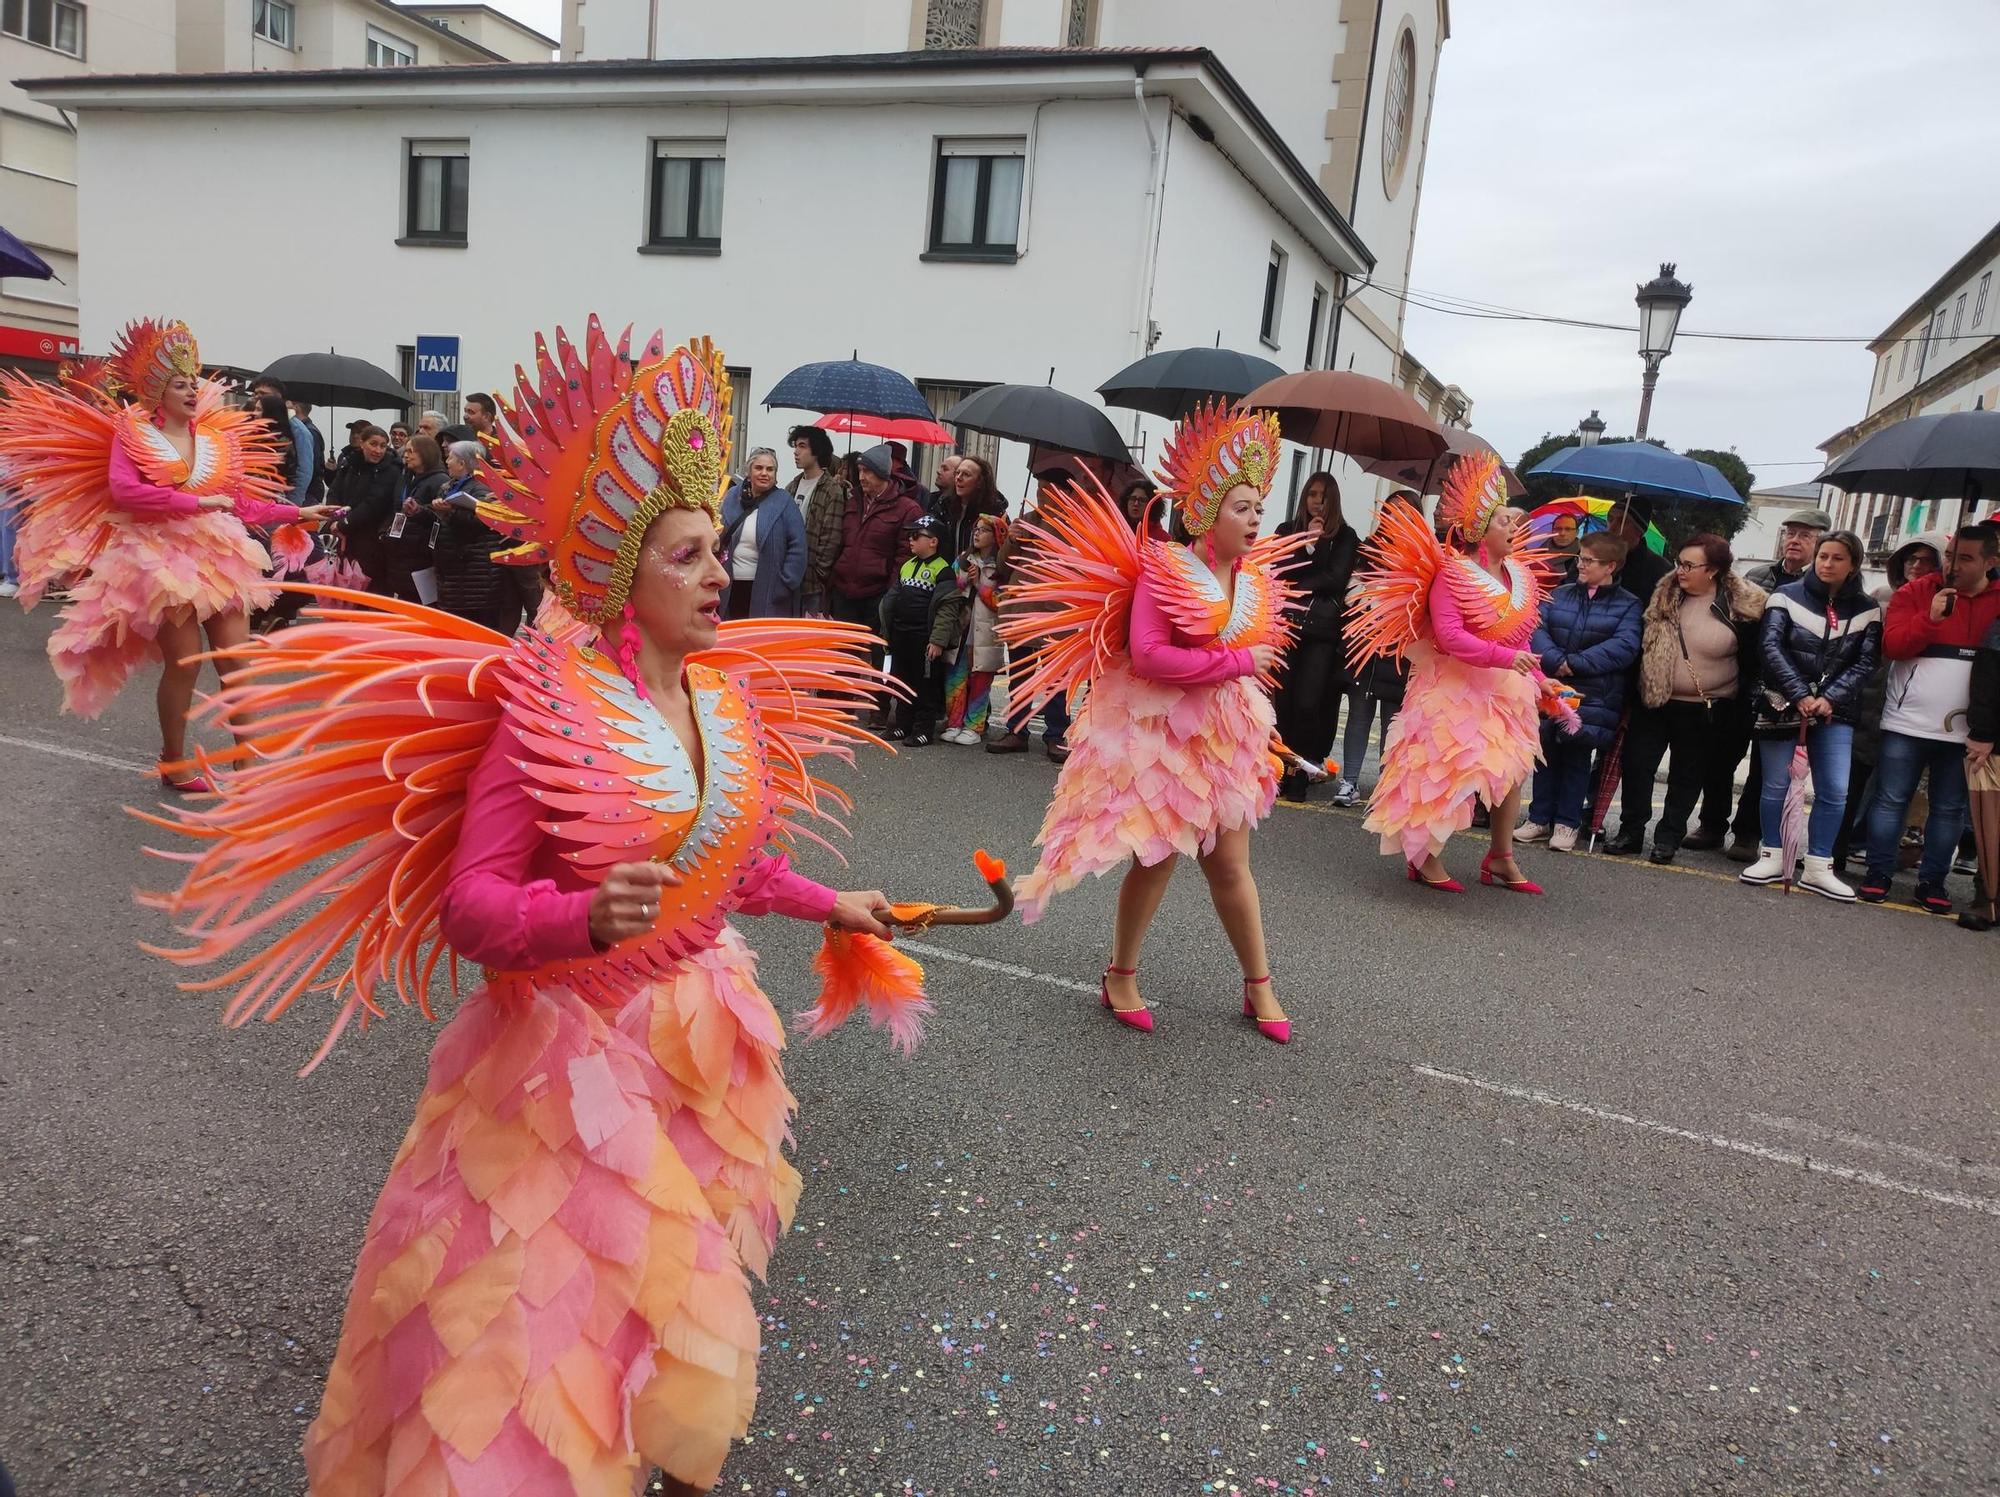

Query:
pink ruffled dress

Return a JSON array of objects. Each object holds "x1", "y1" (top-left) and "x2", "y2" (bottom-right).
[
  {"x1": 1015, "y1": 545, "x2": 1282, "y2": 921},
  {"x1": 1365, "y1": 556, "x2": 1543, "y2": 864}
]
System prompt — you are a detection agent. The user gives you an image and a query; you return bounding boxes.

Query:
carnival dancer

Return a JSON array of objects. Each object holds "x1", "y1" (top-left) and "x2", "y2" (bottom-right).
[
  {"x1": 999, "y1": 402, "x2": 1310, "y2": 1041},
  {"x1": 137, "y1": 320, "x2": 966, "y2": 1494},
  {"x1": 1348, "y1": 450, "x2": 1574, "y2": 893},
  {"x1": 0, "y1": 319, "x2": 337, "y2": 789}
]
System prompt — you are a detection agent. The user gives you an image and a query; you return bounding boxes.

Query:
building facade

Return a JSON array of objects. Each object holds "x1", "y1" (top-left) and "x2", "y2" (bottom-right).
[
  {"x1": 1819, "y1": 220, "x2": 2000, "y2": 557},
  {"x1": 0, "y1": 0, "x2": 553, "y2": 376}
]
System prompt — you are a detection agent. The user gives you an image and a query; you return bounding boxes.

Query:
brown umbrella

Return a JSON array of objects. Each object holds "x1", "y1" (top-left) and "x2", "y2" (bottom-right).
[
  {"x1": 1360, "y1": 427, "x2": 1527, "y2": 497},
  {"x1": 1241, "y1": 370, "x2": 1447, "y2": 463}
]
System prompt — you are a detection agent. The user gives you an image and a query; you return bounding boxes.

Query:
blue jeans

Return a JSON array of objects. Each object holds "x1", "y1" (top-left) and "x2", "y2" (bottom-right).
[
  {"x1": 1757, "y1": 723, "x2": 1852, "y2": 859},
  {"x1": 1009, "y1": 687, "x2": 1068, "y2": 746},
  {"x1": 1865, "y1": 730, "x2": 1969, "y2": 884},
  {"x1": 1528, "y1": 736, "x2": 1595, "y2": 829}
]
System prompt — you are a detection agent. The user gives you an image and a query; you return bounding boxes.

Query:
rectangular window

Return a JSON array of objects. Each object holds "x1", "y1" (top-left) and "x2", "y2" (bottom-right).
[
  {"x1": 3, "y1": 0, "x2": 85, "y2": 57},
  {"x1": 1951, "y1": 291, "x2": 1968, "y2": 340},
  {"x1": 1898, "y1": 333, "x2": 1911, "y2": 378},
  {"x1": 252, "y1": 0, "x2": 292, "y2": 46},
  {"x1": 1974, "y1": 271, "x2": 1992, "y2": 330},
  {"x1": 918, "y1": 379, "x2": 999, "y2": 482},
  {"x1": 1305, "y1": 283, "x2": 1327, "y2": 368},
  {"x1": 725, "y1": 366, "x2": 751, "y2": 456},
  {"x1": 646, "y1": 141, "x2": 725, "y2": 251},
  {"x1": 403, "y1": 140, "x2": 468, "y2": 244},
  {"x1": 927, "y1": 139, "x2": 1025, "y2": 260},
  {"x1": 367, "y1": 24, "x2": 417, "y2": 66},
  {"x1": 1259, "y1": 246, "x2": 1287, "y2": 348}
]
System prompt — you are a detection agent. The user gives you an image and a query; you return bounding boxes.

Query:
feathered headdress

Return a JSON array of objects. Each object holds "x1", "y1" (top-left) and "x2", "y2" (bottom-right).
[
  {"x1": 478, "y1": 316, "x2": 734, "y2": 624},
  {"x1": 106, "y1": 319, "x2": 201, "y2": 408},
  {"x1": 1437, "y1": 450, "x2": 1509, "y2": 544},
  {"x1": 1155, "y1": 400, "x2": 1283, "y2": 537}
]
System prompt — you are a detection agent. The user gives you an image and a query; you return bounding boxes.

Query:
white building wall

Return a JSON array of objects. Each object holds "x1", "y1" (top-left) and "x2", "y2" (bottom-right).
[
  {"x1": 406, "y1": 7, "x2": 558, "y2": 62},
  {"x1": 71, "y1": 93, "x2": 1179, "y2": 495},
  {"x1": 572, "y1": 0, "x2": 918, "y2": 61},
  {"x1": 1096, "y1": 0, "x2": 1345, "y2": 177},
  {"x1": 1341, "y1": 1, "x2": 1443, "y2": 352},
  {"x1": 1866, "y1": 247, "x2": 2000, "y2": 417}
]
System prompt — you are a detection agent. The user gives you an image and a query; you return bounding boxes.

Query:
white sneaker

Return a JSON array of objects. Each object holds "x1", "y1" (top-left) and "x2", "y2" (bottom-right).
[
  {"x1": 951, "y1": 728, "x2": 979, "y2": 745},
  {"x1": 1739, "y1": 845, "x2": 1786, "y2": 885},
  {"x1": 1516, "y1": 821, "x2": 1551, "y2": 844},
  {"x1": 1330, "y1": 778, "x2": 1358, "y2": 807},
  {"x1": 1549, "y1": 825, "x2": 1578, "y2": 852},
  {"x1": 0, "y1": 580, "x2": 16, "y2": 598},
  {"x1": 1799, "y1": 855, "x2": 1856, "y2": 902}
]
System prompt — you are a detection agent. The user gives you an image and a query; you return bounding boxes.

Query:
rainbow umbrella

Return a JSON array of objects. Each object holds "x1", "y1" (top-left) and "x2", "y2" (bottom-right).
[{"x1": 1526, "y1": 497, "x2": 1666, "y2": 555}]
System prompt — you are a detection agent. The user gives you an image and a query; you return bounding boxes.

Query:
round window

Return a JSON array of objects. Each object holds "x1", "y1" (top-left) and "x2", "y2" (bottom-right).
[{"x1": 1381, "y1": 27, "x2": 1416, "y2": 194}]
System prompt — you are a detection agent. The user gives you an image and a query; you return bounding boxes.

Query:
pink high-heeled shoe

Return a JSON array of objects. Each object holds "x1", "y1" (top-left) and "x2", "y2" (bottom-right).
[
  {"x1": 158, "y1": 762, "x2": 213, "y2": 795},
  {"x1": 1479, "y1": 850, "x2": 1543, "y2": 894},
  {"x1": 1406, "y1": 861, "x2": 1464, "y2": 893},
  {"x1": 1100, "y1": 965, "x2": 1153, "y2": 1032},
  {"x1": 1241, "y1": 974, "x2": 1290, "y2": 1044}
]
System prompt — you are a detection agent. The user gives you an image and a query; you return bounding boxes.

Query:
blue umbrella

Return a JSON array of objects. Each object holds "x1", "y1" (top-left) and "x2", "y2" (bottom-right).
[
  {"x1": 763, "y1": 356, "x2": 933, "y2": 422},
  {"x1": 1528, "y1": 441, "x2": 1743, "y2": 503},
  {"x1": 0, "y1": 224, "x2": 54, "y2": 281}
]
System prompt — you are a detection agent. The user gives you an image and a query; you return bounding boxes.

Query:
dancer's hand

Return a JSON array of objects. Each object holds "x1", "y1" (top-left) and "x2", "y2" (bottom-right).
[
  {"x1": 197, "y1": 495, "x2": 234, "y2": 513},
  {"x1": 1511, "y1": 650, "x2": 1537, "y2": 674},
  {"x1": 588, "y1": 861, "x2": 682, "y2": 946},
  {"x1": 298, "y1": 504, "x2": 342, "y2": 522},
  {"x1": 1248, "y1": 643, "x2": 1281, "y2": 676},
  {"x1": 828, "y1": 889, "x2": 893, "y2": 938}
]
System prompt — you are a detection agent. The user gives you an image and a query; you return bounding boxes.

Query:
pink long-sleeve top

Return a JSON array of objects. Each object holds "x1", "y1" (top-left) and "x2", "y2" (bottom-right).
[
  {"x1": 1427, "y1": 567, "x2": 1522, "y2": 670},
  {"x1": 109, "y1": 430, "x2": 302, "y2": 526},
  {"x1": 1127, "y1": 568, "x2": 1256, "y2": 687},
  {"x1": 438, "y1": 723, "x2": 839, "y2": 972}
]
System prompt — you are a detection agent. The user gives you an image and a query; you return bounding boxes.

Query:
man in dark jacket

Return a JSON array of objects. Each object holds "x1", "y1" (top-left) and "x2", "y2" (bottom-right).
[
  {"x1": 1608, "y1": 497, "x2": 1669, "y2": 607},
  {"x1": 1519, "y1": 534, "x2": 1643, "y2": 850}
]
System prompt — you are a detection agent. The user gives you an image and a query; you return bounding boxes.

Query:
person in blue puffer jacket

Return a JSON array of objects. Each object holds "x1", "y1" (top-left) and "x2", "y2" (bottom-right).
[{"x1": 1518, "y1": 533, "x2": 1643, "y2": 850}]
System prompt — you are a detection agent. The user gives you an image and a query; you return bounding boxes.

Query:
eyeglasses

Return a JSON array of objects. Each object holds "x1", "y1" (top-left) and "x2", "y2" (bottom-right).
[{"x1": 1674, "y1": 560, "x2": 1712, "y2": 572}]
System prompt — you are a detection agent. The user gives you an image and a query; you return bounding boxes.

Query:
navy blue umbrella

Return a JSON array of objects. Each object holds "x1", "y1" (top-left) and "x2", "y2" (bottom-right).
[
  {"x1": 763, "y1": 356, "x2": 933, "y2": 422},
  {"x1": 0, "y1": 224, "x2": 54, "y2": 281},
  {"x1": 1528, "y1": 441, "x2": 1743, "y2": 503}
]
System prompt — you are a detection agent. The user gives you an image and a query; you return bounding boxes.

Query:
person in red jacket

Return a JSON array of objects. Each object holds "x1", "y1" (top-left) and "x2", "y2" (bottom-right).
[
  {"x1": 826, "y1": 443, "x2": 926, "y2": 707},
  {"x1": 1859, "y1": 523, "x2": 2000, "y2": 909}
]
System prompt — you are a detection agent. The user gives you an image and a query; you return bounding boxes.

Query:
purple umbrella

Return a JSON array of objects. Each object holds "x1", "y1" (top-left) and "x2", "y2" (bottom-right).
[{"x1": 0, "y1": 225, "x2": 54, "y2": 281}]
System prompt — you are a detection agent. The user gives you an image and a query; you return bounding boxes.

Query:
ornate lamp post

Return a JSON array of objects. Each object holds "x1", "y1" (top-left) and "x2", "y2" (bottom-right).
[
  {"x1": 1577, "y1": 409, "x2": 1606, "y2": 447},
  {"x1": 1633, "y1": 263, "x2": 1692, "y2": 441}
]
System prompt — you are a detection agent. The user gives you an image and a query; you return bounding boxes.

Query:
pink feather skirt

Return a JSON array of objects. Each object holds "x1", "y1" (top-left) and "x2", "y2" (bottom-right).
[
  {"x1": 1365, "y1": 645, "x2": 1541, "y2": 865},
  {"x1": 303, "y1": 926, "x2": 801, "y2": 1495},
  {"x1": 1015, "y1": 661, "x2": 1278, "y2": 922},
  {"x1": 43, "y1": 511, "x2": 277, "y2": 717}
]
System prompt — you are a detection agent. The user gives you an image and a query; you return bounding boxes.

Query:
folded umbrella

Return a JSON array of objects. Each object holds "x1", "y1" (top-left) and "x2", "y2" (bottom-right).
[
  {"x1": 1585, "y1": 710, "x2": 1629, "y2": 852},
  {"x1": 1780, "y1": 721, "x2": 1810, "y2": 894}
]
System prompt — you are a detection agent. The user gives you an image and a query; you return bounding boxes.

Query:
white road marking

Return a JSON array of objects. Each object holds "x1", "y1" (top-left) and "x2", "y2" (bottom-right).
[
  {"x1": 1746, "y1": 1111, "x2": 2000, "y2": 1183},
  {"x1": 897, "y1": 938, "x2": 1099, "y2": 996},
  {"x1": 1412, "y1": 1063, "x2": 2000, "y2": 1218},
  {"x1": 0, "y1": 731, "x2": 153, "y2": 775}
]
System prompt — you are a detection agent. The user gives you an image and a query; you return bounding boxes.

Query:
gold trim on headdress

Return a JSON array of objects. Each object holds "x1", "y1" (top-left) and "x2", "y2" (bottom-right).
[
  {"x1": 106, "y1": 319, "x2": 201, "y2": 408},
  {"x1": 480, "y1": 318, "x2": 734, "y2": 624},
  {"x1": 1154, "y1": 400, "x2": 1283, "y2": 537},
  {"x1": 1437, "y1": 450, "x2": 1508, "y2": 544}
]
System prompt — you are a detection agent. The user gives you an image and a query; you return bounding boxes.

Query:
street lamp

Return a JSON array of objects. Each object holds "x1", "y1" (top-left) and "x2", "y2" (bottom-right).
[
  {"x1": 1577, "y1": 409, "x2": 1606, "y2": 447},
  {"x1": 1633, "y1": 262, "x2": 1692, "y2": 441}
]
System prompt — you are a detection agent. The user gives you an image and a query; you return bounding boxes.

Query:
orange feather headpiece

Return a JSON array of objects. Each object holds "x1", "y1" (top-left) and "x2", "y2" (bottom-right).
[
  {"x1": 1436, "y1": 450, "x2": 1509, "y2": 544},
  {"x1": 106, "y1": 318, "x2": 201, "y2": 408},
  {"x1": 1155, "y1": 400, "x2": 1283, "y2": 537},
  {"x1": 479, "y1": 316, "x2": 734, "y2": 625}
]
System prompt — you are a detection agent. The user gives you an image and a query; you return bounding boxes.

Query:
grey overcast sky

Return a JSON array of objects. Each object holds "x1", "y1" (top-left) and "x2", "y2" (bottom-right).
[{"x1": 490, "y1": 0, "x2": 1994, "y2": 483}]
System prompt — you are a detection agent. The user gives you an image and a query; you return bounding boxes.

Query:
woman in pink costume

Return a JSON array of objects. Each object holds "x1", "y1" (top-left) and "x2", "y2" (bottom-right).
[
  {"x1": 139, "y1": 320, "x2": 946, "y2": 1494},
  {"x1": 0, "y1": 319, "x2": 337, "y2": 789},
  {"x1": 1348, "y1": 450, "x2": 1569, "y2": 893},
  {"x1": 1001, "y1": 402, "x2": 1309, "y2": 1042}
]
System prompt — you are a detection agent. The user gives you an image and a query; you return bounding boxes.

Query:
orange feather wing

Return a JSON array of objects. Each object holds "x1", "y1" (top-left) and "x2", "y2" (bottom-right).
[
  {"x1": 1345, "y1": 499, "x2": 1447, "y2": 673},
  {"x1": 0, "y1": 372, "x2": 120, "y2": 600},
  {"x1": 993, "y1": 475, "x2": 1142, "y2": 712}
]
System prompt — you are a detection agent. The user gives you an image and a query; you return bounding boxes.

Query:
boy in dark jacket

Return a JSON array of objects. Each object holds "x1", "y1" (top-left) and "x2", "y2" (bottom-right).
[
  {"x1": 1520, "y1": 533, "x2": 1643, "y2": 850},
  {"x1": 884, "y1": 515, "x2": 965, "y2": 747}
]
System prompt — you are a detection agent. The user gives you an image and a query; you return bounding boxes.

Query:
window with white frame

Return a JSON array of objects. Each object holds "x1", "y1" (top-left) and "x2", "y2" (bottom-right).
[
  {"x1": 647, "y1": 141, "x2": 725, "y2": 251},
  {"x1": 927, "y1": 139, "x2": 1025, "y2": 259},
  {"x1": 2, "y1": 0, "x2": 84, "y2": 57},
  {"x1": 367, "y1": 24, "x2": 417, "y2": 66},
  {"x1": 252, "y1": 0, "x2": 292, "y2": 46},
  {"x1": 403, "y1": 139, "x2": 469, "y2": 244},
  {"x1": 1260, "y1": 246, "x2": 1288, "y2": 349}
]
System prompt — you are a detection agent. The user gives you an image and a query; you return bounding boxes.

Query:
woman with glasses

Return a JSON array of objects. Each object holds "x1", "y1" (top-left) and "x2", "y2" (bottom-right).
[{"x1": 1620, "y1": 534, "x2": 1767, "y2": 863}]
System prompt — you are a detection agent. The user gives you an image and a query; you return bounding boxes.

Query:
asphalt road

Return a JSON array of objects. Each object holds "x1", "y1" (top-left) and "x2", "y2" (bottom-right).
[{"x1": 0, "y1": 602, "x2": 1994, "y2": 1497}]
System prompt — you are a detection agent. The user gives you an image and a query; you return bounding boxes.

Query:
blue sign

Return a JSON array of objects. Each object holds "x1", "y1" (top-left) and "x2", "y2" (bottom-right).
[{"x1": 413, "y1": 335, "x2": 459, "y2": 392}]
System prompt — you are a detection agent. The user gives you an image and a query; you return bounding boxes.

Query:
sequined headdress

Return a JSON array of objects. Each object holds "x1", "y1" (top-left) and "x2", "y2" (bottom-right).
[
  {"x1": 481, "y1": 316, "x2": 734, "y2": 624},
  {"x1": 1155, "y1": 400, "x2": 1283, "y2": 537},
  {"x1": 1437, "y1": 450, "x2": 1509, "y2": 544},
  {"x1": 106, "y1": 319, "x2": 201, "y2": 408}
]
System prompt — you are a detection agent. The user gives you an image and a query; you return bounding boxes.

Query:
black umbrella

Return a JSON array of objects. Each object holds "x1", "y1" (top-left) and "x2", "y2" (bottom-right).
[
  {"x1": 1097, "y1": 345, "x2": 1285, "y2": 421},
  {"x1": 260, "y1": 352, "x2": 412, "y2": 410},
  {"x1": 1816, "y1": 408, "x2": 2000, "y2": 503},
  {"x1": 764, "y1": 356, "x2": 933, "y2": 422},
  {"x1": 940, "y1": 382, "x2": 1131, "y2": 464}
]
